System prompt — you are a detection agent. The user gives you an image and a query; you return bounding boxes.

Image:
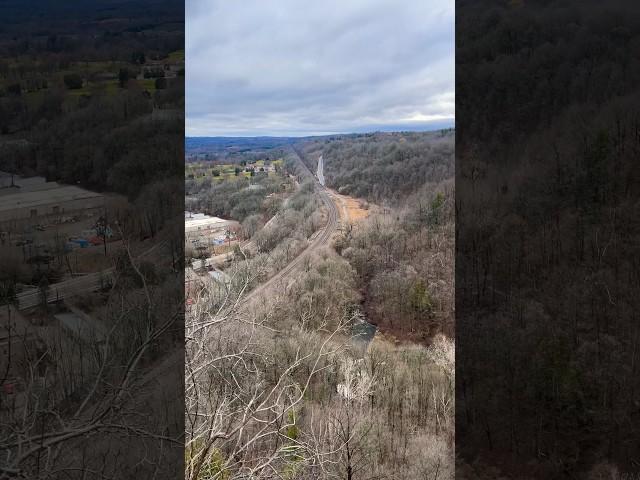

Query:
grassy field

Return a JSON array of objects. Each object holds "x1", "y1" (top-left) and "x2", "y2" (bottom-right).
[
  {"x1": 166, "y1": 50, "x2": 185, "y2": 63},
  {"x1": 139, "y1": 78, "x2": 157, "y2": 92},
  {"x1": 2, "y1": 56, "x2": 176, "y2": 101},
  {"x1": 186, "y1": 159, "x2": 284, "y2": 183},
  {"x1": 64, "y1": 79, "x2": 120, "y2": 96}
]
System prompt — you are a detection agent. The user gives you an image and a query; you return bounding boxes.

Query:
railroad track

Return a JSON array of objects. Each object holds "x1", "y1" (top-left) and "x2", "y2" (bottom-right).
[{"x1": 245, "y1": 148, "x2": 338, "y2": 301}]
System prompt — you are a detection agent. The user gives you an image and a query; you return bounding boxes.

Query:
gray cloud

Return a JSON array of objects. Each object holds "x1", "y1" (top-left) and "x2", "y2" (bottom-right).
[{"x1": 186, "y1": 0, "x2": 454, "y2": 136}]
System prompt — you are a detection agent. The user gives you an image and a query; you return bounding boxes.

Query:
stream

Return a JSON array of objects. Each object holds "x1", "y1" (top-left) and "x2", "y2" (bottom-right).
[{"x1": 351, "y1": 317, "x2": 377, "y2": 355}]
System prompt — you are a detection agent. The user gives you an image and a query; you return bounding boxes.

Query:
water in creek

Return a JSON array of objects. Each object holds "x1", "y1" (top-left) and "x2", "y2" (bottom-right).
[{"x1": 351, "y1": 318, "x2": 377, "y2": 356}]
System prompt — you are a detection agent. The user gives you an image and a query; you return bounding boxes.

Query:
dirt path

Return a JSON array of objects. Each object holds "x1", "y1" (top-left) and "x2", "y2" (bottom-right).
[{"x1": 326, "y1": 189, "x2": 372, "y2": 224}]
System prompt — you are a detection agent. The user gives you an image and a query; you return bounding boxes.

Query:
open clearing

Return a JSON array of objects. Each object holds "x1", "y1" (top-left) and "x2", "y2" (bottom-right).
[{"x1": 327, "y1": 189, "x2": 373, "y2": 223}]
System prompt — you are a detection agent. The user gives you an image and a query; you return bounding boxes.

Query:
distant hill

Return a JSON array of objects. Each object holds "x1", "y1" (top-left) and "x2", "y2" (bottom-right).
[
  {"x1": 295, "y1": 129, "x2": 455, "y2": 202},
  {"x1": 185, "y1": 136, "x2": 293, "y2": 154},
  {"x1": 186, "y1": 128, "x2": 455, "y2": 161}
]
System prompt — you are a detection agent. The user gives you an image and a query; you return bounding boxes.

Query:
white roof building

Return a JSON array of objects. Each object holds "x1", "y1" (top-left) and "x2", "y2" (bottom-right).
[
  {"x1": 0, "y1": 183, "x2": 104, "y2": 222},
  {"x1": 185, "y1": 214, "x2": 229, "y2": 234}
]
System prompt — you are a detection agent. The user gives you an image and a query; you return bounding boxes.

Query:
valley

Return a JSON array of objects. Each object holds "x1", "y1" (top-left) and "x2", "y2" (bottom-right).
[{"x1": 185, "y1": 130, "x2": 455, "y2": 479}]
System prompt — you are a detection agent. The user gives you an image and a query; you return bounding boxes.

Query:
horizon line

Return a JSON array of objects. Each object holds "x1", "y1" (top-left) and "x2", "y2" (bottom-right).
[{"x1": 186, "y1": 124, "x2": 456, "y2": 139}]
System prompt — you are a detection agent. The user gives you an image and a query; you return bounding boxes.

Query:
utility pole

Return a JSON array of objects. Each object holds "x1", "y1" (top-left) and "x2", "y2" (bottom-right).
[
  {"x1": 103, "y1": 209, "x2": 108, "y2": 257},
  {"x1": 96, "y1": 210, "x2": 108, "y2": 257}
]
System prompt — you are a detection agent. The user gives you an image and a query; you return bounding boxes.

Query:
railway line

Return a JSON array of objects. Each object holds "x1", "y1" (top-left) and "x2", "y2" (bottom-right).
[{"x1": 244, "y1": 148, "x2": 338, "y2": 301}]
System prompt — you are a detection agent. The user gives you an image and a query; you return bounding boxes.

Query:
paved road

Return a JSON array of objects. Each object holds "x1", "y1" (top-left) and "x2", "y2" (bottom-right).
[
  {"x1": 17, "y1": 273, "x2": 113, "y2": 310},
  {"x1": 317, "y1": 155, "x2": 325, "y2": 186},
  {"x1": 16, "y1": 240, "x2": 167, "y2": 310}
]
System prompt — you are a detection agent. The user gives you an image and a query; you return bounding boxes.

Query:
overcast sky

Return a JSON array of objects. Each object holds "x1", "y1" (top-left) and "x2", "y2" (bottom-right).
[{"x1": 186, "y1": 0, "x2": 454, "y2": 137}]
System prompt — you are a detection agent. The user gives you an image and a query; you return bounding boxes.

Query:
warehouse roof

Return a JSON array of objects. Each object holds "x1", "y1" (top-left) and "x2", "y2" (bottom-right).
[
  {"x1": 185, "y1": 214, "x2": 229, "y2": 232},
  {"x1": 0, "y1": 181, "x2": 62, "y2": 197},
  {"x1": 0, "y1": 185, "x2": 103, "y2": 213}
]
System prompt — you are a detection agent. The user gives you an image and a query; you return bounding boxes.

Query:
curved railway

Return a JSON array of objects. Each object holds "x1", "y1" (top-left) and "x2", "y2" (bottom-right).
[{"x1": 244, "y1": 148, "x2": 338, "y2": 301}]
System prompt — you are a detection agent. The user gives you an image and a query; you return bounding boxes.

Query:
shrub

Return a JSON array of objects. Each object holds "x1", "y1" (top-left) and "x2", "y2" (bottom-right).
[{"x1": 63, "y1": 73, "x2": 83, "y2": 90}]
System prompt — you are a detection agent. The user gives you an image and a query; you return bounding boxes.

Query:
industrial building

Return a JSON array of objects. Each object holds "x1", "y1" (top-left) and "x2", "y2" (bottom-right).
[
  {"x1": 185, "y1": 212, "x2": 230, "y2": 234},
  {"x1": 0, "y1": 173, "x2": 104, "y2": 223},
  {"x1": 185, "y1": 211, "x2": 240, "y2": 258},
  {"x1": 0, "y1": 172, "x2": 48, "y2": 190},
  {"x1": 185, "y1": 212, "x2": 231, "y2": 242}
]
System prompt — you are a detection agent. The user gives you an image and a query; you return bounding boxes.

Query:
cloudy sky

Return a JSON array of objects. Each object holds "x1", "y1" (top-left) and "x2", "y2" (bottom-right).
[{"x1": 186, "y1": 0, "x2": 454, "y2": 137}]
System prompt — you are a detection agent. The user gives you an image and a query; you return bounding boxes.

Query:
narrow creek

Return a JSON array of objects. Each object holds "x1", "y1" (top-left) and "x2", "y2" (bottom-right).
[{"x1": 351, "y1": 317, "x2": 377, "y2": 355}]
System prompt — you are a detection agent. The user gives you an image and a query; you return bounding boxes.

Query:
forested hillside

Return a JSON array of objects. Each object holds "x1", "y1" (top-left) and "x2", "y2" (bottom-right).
[
  {"x1": 297, "y1": 132, "x2": 455, "y2": 342},
  {"x1": 0, "y1": 2, "x2": 185, "y2": 478},
  {"x1": 0, "y1": 1, "x2": 184, "y2": 199},
  {"x1": 185, "y1": 136, "x2": 291, "y2": 162},
  {"x1": 457, "y1": 1, "x2": 640, "y2": 477},
  {"x1": 298, "y1": 130, "x2": 454, "y2": 202},
  {"x1": 187, "y1": 133, "x2": 455, "y2": 479}
]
